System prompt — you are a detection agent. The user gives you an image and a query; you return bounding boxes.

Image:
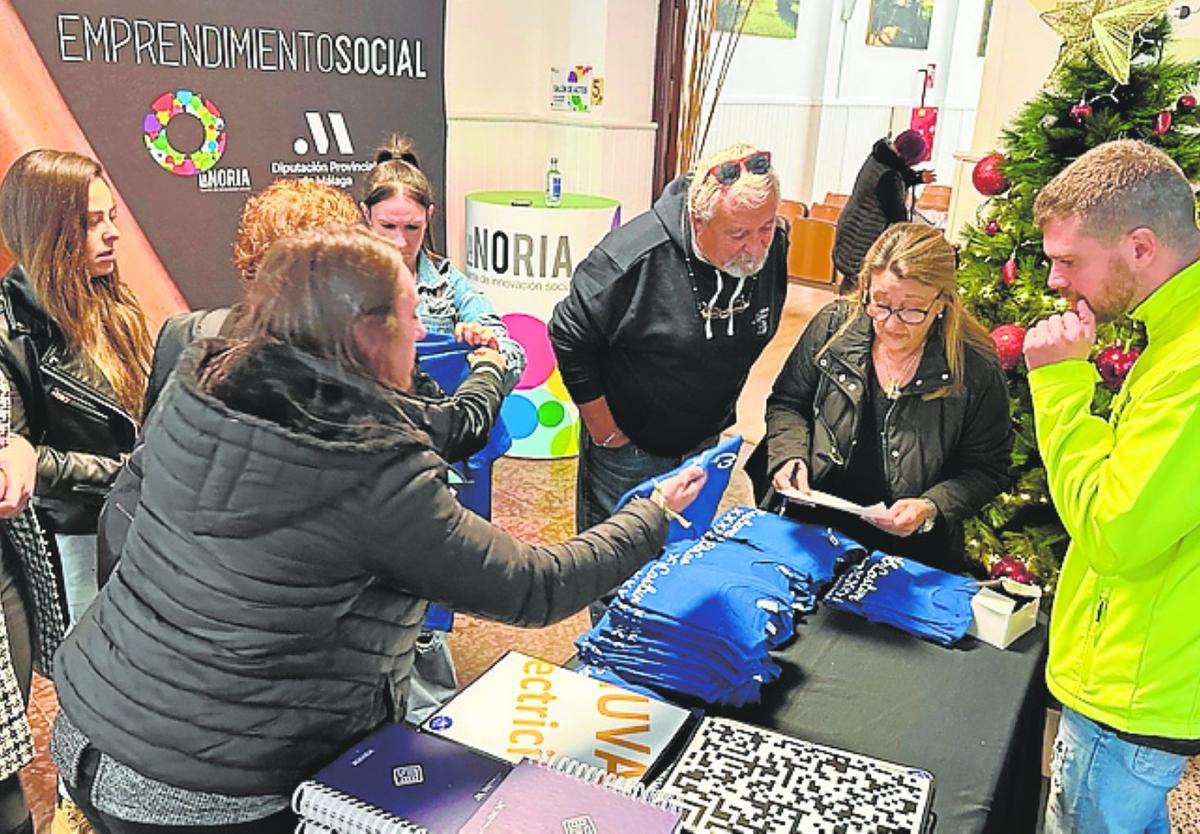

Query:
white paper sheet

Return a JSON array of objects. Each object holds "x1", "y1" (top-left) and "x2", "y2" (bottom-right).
[{"x1": 776, "y1": 487, "x2": 887, "y2": 519}]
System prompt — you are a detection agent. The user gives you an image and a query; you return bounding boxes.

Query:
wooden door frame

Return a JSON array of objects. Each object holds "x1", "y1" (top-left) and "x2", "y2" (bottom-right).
[{"x1": 651, "y1": 0, "x2": 687, "y2": 197}]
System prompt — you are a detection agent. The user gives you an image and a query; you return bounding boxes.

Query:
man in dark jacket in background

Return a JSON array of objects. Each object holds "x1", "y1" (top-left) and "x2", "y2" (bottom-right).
[
  {"x1": 833, "y1": 129, "x2": 934, "y2": 292},
  {"x1": 550, "y1": 143, "x2": 788, "y2": 535}
]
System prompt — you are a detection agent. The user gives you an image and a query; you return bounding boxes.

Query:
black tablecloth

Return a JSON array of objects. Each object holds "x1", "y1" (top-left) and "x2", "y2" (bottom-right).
[{"x1": 719, "y1": 607, "x2": 1048, "y2": 834}]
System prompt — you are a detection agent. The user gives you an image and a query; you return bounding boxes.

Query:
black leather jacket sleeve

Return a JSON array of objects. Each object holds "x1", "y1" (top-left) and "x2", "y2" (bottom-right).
[
  {"x1": 1, "y1": 363, "x2": 123, "y2": 500},
  {"x1": 921, "y1": 356, "x2": 1013, "y2": 525},
  {"x1": 421, "y1": 361, "x2": 506, "y2": 464},
  {"x1": 763, "y1": 304, "x2": 846, "y2": 478}
]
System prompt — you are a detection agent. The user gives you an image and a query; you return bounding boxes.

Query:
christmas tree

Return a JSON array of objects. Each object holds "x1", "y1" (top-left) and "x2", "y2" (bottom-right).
[{"x1": 956, "y1": 11, "x2": 1200, "y2": 588}]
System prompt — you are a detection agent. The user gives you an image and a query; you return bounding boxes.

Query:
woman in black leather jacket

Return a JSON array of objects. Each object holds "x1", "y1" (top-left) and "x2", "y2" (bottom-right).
[
  {"x1": 0, "y1": 148, "x2": 150, "y2": 834},
  {"x1": 754, "y1": 223, "x2": 1011, "y2": 574}
]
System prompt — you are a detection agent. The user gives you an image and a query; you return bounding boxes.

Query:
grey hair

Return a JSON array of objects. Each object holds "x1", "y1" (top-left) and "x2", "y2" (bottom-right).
[{"x1": 688, "y1": 143, "x2": 780, "y2": 222}]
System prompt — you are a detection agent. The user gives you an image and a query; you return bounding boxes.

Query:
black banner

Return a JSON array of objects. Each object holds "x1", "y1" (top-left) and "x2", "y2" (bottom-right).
[{"x1": 10, "y1": 0, "x2": 446, "y2": 308}]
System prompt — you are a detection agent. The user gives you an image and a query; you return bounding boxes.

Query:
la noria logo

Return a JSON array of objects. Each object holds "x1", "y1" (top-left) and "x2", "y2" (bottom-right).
[{"x1": 143, "y1": 88, "x2": 226, "y2": 176}]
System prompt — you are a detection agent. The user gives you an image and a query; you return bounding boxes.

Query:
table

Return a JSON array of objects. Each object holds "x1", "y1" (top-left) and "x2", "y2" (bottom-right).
[
  {"x1": 720, "y1": 607, "x2": 1048, "y2": 834},
  {"x1": 463, "y1": 190, "x2": 621, "y2": 459}
]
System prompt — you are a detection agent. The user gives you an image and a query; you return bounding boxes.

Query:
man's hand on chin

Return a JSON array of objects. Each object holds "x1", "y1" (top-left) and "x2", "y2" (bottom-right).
[{"x1": 1023, "y1": 300, "x2": 1097, "y2": 371}]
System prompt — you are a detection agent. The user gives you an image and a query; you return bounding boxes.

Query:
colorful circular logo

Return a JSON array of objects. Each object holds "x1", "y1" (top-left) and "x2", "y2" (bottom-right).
[{"x1": 143, "y1": 89, "x2": 226, "y2": 176}]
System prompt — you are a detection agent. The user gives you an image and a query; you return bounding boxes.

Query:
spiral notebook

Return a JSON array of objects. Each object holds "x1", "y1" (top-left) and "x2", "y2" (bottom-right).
[
  {"x1": 459, "y1": 757, "x2": 683, "y2": 834},
  {"x1": 291, "y1": 722, "x2": 511, "y2": 834},
  {"x1": 658, "y1": 716, "x2": 936, "y2": 834}
]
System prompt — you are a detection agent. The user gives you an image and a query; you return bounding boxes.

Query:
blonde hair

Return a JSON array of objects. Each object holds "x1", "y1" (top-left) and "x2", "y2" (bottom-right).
[
  {"x1": 843, "y1": 224, "x2": 995, "y2": 399},
  {"x1": 1034, "y1": 139, "x2": 1199, "y2": 247},
  {"x1": 0, "y1": 149, "x2": 151, "y2": 415},
  {"x1": 688, "y1": 143, "x2": 780, "y2": 222},
  {"x1": 232, "y1": 178, "x2": 361, "y2": 285}
]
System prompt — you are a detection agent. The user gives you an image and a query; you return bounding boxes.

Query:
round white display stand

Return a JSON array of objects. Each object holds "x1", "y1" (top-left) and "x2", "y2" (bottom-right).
[{"x1": 464, "y1": 190, "x2": 621, "y2": 459}]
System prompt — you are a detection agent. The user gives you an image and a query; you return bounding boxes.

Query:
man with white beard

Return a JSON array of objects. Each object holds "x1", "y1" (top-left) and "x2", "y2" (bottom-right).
[{"x1": 550, "y1": 144, "x2": 788, "y2": 540}]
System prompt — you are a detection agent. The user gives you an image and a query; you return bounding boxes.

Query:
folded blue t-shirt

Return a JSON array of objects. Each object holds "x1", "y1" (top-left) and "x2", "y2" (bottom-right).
[
  {"x1": 614, "y1": 435, "x2": 743, "y2": 544},
  {"x1": 822, "y1": 552, "x2": 978, "y2": 647}
]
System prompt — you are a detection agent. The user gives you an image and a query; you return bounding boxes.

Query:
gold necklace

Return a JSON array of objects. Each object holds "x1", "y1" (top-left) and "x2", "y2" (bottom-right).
[{"x1": 875, "y1": 344, "x2": 922, "y2": 400}]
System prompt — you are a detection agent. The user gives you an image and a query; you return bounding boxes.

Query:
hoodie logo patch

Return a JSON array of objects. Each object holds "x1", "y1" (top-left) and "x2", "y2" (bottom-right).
[{"x1": 753, "y1": 307, "x2": 770, "y2": 336}]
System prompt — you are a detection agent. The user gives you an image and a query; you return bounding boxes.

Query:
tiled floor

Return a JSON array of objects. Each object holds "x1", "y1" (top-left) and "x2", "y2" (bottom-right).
[{"x1": 18, "y1": 279, "x2": 1200, "y2": 832}]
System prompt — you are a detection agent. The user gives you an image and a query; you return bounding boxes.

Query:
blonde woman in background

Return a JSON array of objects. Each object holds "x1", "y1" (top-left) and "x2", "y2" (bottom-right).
[{"x1": 362, "y1": 134, "x2": 526, "y2": 392}]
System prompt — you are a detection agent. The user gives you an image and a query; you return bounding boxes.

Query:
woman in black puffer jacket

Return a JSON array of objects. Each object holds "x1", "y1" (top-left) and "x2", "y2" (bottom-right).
[{"x1": 51, "y1": 225, "x2": 704, "y2": 833}]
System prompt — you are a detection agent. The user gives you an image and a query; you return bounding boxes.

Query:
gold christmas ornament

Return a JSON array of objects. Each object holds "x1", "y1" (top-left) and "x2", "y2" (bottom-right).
[{"x1": 1041, "y1": 0, "x2": 1172, "y2": 85}]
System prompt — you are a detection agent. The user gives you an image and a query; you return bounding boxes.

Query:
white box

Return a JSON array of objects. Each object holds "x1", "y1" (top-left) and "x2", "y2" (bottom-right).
[{"x1": 967, "y1": 578, "x2": 1041, "y2": 649}]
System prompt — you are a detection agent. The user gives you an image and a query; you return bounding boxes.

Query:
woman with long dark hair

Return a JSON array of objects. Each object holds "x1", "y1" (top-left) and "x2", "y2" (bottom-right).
[{"x1": 0, "y1": 148, "x2": 152, "y2": 833}]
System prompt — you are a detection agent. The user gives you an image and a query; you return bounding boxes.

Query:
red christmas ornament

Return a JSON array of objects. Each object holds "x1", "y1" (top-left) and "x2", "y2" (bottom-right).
[
  {"x1": 990, "y1": 324, "x2": 1026, "y2": 371},
  {"x1": 1155, "y1": 110, "x2": 1173, "y2": 136},
  {"x1": 1095, "y1": 344, "x2": 1141, "y2": 390},
  {"x1": 972, "y1": 153, "x2": 1009, "y2": 196},
  {"x1": 989, "y1": 555, "x2": 1037, "y2": 586},
  {"x1": 1179, "y1": 93, "x2": 1197, "y2": 109},
  {"x1": 985, "y1": 220, "x2": 1001, "y2": 236},
  {"x1": 1070, "y1": 101, "x2": 1093, "y2": 121},
  {"x1": 1001, "y1": 258, "x2": 1018, "y2": 285}
]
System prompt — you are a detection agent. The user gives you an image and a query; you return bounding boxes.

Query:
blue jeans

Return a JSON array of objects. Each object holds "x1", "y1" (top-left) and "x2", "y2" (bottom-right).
[
  {"x1": 576, "y1": 432, "x2": 689, "y2": 532},
  {"x1": 1044, "y1": 706, "x2": 1187, "y2": 834},
  {"x1": 55, "y1": 534, "x2": 98, "y2": 627}
]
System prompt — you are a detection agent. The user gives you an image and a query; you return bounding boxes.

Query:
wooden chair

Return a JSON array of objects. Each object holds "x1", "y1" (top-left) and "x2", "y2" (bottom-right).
[
  {"x1": 777, "y1": 198, "x2": 808, "y2": 228},
  {"x1": 916, "y1": 184, "x2": 951, "y2": 213},
  {"x1": 787, "y1": 217, "x2": 837, "y2": 284},
  {"x1": 809, "y1": 203, "x2": 841, "y2": 222},
  {"x1": 823, "y1": 192, "x2": 850, "y2": 208}
]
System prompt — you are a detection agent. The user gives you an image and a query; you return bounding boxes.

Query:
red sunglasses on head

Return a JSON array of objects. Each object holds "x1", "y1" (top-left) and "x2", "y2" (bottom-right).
[{"x1": 706, "y1": 151, "x2": 772, "y2": 186}]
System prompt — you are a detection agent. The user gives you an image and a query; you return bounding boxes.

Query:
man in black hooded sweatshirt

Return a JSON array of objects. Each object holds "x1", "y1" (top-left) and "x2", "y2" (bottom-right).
[{"x1": 550, "y1": 143, "x2": 788, "y2": 536}]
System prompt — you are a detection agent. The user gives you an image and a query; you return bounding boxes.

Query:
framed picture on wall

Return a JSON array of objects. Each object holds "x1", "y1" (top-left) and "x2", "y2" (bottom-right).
[
  {"x1": 866, "y1": 0, "x2": 934, "y2": 50},
  {"x1": 718, "y1": 0, "x2": 800, "y2": 39}
]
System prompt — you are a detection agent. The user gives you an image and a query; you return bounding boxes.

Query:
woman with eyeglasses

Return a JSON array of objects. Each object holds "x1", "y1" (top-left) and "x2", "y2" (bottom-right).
[{"x1": 751, "y1": 223, "x2": 1010, "y2": 574}]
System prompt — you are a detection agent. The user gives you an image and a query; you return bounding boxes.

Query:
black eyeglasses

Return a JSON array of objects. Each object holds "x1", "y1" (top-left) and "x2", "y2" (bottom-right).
[
  {"x1": 707, "y1": 151, "x2": 772, "y2": 186},
  {"x1": 864, "y1": 299, "x2": 939, "y2": 325}
]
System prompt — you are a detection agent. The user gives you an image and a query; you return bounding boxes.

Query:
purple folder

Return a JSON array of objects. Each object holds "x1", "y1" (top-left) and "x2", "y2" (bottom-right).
[{"x1": 292, "y1": 723, "x2": 511, "y2": 834}]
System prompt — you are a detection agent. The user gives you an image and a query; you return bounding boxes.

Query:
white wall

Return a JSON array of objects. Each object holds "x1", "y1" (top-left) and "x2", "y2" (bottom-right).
[
  {"x1": 704, "y1": 0, "x2": 989, "y2": 205},
  {"x1": 444, "y1": 0, "x2": 659, "y2": 265}
]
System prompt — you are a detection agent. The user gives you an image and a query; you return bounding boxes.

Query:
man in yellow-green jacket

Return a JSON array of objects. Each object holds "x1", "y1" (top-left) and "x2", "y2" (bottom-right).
[{"x1": 1024, "y1": 139, "x2": 1200, "y2": 834}]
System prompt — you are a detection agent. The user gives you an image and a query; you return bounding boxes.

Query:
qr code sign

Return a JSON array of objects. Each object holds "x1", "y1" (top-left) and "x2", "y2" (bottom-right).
[{"x1": 660, "y1": 717, "x2": 933, "y2": 834}]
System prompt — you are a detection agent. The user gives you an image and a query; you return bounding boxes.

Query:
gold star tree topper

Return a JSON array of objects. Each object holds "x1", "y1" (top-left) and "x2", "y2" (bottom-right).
[{"x1": 1041, "y1": 0, "x2": 1172, "y2": 85}]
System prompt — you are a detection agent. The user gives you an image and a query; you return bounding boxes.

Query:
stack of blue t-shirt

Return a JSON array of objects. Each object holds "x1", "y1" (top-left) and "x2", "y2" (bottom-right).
[
  {"x1": 706, "y1": 506, "x2": 868, "y2": 613},
  {"x1": 577, "y1": 505, "x2": 870, "y2": 706},
  {"x1": 822, "y1": 551, "x2": 979, "y2": 647},
  {"x1": 577, "y1": 536, "x2": 789, "y2": 707}
]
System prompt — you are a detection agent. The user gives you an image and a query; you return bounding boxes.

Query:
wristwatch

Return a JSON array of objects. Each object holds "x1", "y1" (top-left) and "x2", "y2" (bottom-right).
[{"x1": 917, "y1": 498, "x2": 938, "y2": 534}]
